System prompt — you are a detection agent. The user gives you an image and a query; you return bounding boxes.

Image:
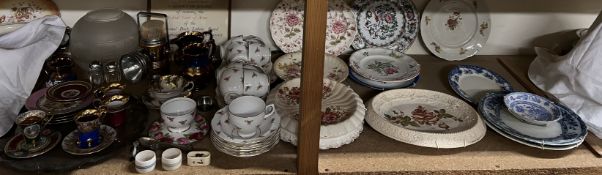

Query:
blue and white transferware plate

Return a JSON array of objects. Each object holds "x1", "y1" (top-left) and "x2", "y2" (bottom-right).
[
  {"x1": 504, "y1": 92, "x2": 561, "y2": 126},
  {"x1": 484, "y1": 117, "x2": 584, "y2": 150},
  {"x1": 448, "y1": 65, "x2": 513, "y2": 105},
  {"x1": 478, "y1": 93, "x2": 587, "y2": 148},
  {"x1": 351, "y1": 0, "x2": 419, "y2": 53}
]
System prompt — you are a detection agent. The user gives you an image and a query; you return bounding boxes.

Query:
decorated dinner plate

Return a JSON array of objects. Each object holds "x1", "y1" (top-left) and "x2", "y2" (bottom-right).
[
  {"x1": 478, "y1": 93, "x2": 587, "y2": 148},
  {"x1": 274, "y1": 52, "x2": 348, "y2": 82},
  {"x1": 366, "y1": 89, "x2": 486, "y2": 148},
  {"x1": 270, "y1": 0, "x2": 357, "y2": 56},
  {"x1": 351, "y1": 0, "x2": 419, "y2": 53},
  {"x1": 46, "y1": 81, "x2": 93, "y2": 102},
  {"x1": 421, "y1": 0, "x2": 490, "y2": 60},
  {"x1": 349, "y1": 48, "x2": 420, "y2": 82},
  {"x1": 448, "y1": 65, "x2": 513, "y2": 105}
]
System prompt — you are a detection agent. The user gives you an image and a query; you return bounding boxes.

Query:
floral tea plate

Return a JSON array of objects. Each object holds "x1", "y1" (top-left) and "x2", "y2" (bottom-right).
[
  {"x1": 448, "y1": 65, "x2": 513, "y2": 105},
  {"x1": 349, "y1": 48, "x2": 419, "y2": 83},
  {"x1": 366, "y1": 89, "x2": 486, "y2": 148},
  {"x1": 270, "y1": 0, "x2": 357, "y2": 56},
  {"x1": 421, "y1": 0, "x2": 490, "y2": 60},
  {"x1": 211, "y1": 107, "x2": 281, "y2": 145},
  {"x1": 351, "y1": 0, "x2": 419, "y2": 53},
  {"x1": 478, "y1": 93, "x2": 586, "y2": 148},
  {"x1": 62, "y1": 125, "x2": 116, "y2": 155},
  {"x1": 4, "y1": 130, "x2": 61, "y2": 159},
  {"x1": 504, "y1": 92, "x2": 561, "y2": 126},
  {"x1": 267, "y1": 80, "x2": 366, "y2": 149},
  {"x1": 148, "y1": 114, "x2": 209, "y2": 145},
  {"x1": 274, "y1": 52, "x2": 348, "y2": 82},
  {"x1": 349, "y1": 67, "x2": 420, "y2": 90}
]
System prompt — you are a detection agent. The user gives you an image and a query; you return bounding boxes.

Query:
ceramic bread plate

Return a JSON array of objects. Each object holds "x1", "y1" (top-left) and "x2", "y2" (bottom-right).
[
  {"x1": 270, "y1": 0, "x2": 357, "y2": 56},
  {"x1": 478, "y1": 93, "x2": 586, "y2": 148},
  {"x1": 266, "y1": 79, "x2": 366, "y2": 149},
  {"x1": 448, "y1": 64, "x2": 513, "y2": 105},
  {"x1": 349, "y1": 48, "x2": 420, "y2": 83},
  {"x1": 366, "y1": 89, "x2": 486, "y2": 148},
  {"x1": 273, "y1": 52, "x2": 348, "y2": 82},
  {"x1": 351, "y1": 0, "x2": 419, "y2": 53},
  {"x1": 420, "y1": 0, "x2": 491, "y2": 60}
]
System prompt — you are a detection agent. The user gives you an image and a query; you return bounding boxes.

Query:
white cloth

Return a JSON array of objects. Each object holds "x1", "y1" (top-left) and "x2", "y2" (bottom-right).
[
  {"x1": 528, "y1": 11, "x2": 602, "y2": 138},
  {"x1": 0, "y1": 16, "x2": 66, "y2": 137}
]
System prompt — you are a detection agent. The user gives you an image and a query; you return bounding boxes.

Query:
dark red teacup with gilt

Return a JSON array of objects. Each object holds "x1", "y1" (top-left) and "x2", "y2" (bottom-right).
[{"x1": 74, "y1": 109, "x2": 106, "y2": 148}]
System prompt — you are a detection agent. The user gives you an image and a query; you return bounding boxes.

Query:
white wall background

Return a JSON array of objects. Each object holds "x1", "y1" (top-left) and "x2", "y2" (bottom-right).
[{"x1": 53, "y1": 0, "x2": 602, "y2": 55}]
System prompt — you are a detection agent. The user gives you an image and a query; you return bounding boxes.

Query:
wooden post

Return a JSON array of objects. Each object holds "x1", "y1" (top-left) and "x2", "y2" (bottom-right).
[{"x1": 298, "y1": 0, "x2": 328, "y2": 174}]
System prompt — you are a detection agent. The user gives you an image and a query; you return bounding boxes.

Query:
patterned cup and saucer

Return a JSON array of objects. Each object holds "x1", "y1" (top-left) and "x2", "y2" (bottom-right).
[
  {"x1": 4, "y1": 129, "x2": 61, "y2": 159},
  {"x1": 148, "y1": 97, "x2": 209, "y2": 145}
]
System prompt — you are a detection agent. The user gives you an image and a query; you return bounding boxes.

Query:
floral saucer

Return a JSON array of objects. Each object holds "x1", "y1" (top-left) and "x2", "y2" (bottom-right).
[
  {"x1": 274, "y1": 52, "x2": 348, "y2": 82},
  {"x1": 148, "y1": 114, "x2": 209, "y2": 145},
  {"x1": 349, "y1": 48, "x2": 420, "y2": 83},
  {"x1": 4, "y1": 130, "x2": 61, "y2": 159},
  {"x1": 62, "y1": 125, "x2": 116, "y2": 155},
  {"x1": 211, "y1": 107, "x2": 281, "y2": 144},
  {"x1": 270, "y1": 0, "x2": 357, "y2": 55}
]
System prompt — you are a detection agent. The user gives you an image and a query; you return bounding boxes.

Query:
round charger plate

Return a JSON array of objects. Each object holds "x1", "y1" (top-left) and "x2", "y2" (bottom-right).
[
  {"x1": 211, "y1": 107, "x2": 281, "y2": 145},
  {"x1": 4, "y1": 130, "x2": 61, "y2": 159},
  {"x1": 421, "y1": 0, "x2": 491, "y2": 60},
  {"x1": 270, "y1": 0, "x2": 357, "y2": 56},
  {"x1": 266, "y1": 80, "x2": 366, "y2": 149},
  {"x1": 366, "y1": 89, "x2": 486, "y2": 148},
  {"x1": 351, "y1": 0, "x2": 419, "y2": 53},
  {"x1": 448, "y1": 64, "x2": 513, "y2": 105},
  {"x1": 148, "y1": 114, "x2": 209, "y2": 145},
  {"x1": 46, "y1": 81, "x2": 93, "y2": 102},
  {"x1": 349, "y1": 48, "x2": 420, "y2": 82},
  {"x1": 62, "y1": 125, "x2": 116, "y2": 156},
  {"x1": 478, "y1": 93, "x2": 587, "y2": 148},
  {"x1": 273, "y1": 52, "x2": 348, "y2": 82}
]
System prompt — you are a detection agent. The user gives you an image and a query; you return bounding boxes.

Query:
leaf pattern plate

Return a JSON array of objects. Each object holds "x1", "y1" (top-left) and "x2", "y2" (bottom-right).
[
  {"x1": 420, "y1": 0, "x2": 491, "y2": 60},
  {"x1": 478, "y1": 93, "x2": 586, "y2": 149},
  {"x1": 351, "y1": 0, "x2": 419, "y2": 53},
  {"x1": 273, "y1": 52, "x2": 348, "y2": 82},
  {"x1": 349, "y1": 48, "x2": 419, "y2": 82},
  {"x1": 366, "y1": 89, "x2": 486, "y2": 148},
  {"x1": 269, "y1": 0, "x2": 357, "y2": 56}
]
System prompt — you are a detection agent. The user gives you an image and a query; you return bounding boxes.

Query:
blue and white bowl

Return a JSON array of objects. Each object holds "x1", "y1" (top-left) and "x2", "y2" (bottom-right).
[{"x1": 503, "y1": 92, "x2": 561, "y2": 126}]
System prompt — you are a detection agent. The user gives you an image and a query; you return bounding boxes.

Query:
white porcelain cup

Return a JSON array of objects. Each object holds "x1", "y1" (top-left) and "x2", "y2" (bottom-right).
[
  {"x1": 217, "y1": 63, "x2": 270, "y2": 104},
  {"x1": 160, "y1": 97, "x2": 197, "y2": 133},
  {"x1": 161, "y1": 148, "x2": 182, "y2": 171},
  {"x1": 227, "y1": 96, "x2": 275, "y2": 138},
  {"x1": 135, "y1": 150, "x2": 156, "y2": 174}
]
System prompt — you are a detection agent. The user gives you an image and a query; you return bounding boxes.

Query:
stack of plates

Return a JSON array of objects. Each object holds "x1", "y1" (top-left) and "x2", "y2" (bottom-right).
[
  {"x1": 25, "y1": 81, "x2": 94, "y2": 124},
  {"x1": 210, "y1": 107, "x2": 281, "y2": 157},
  {"x1": 478, "y1": 93, "x2": 587, "y2": 150},
  {"x1": 267, "y1": 78, "x2": 366, "y2": 149},
  {"x1": 348, "y1": 48, "x2": 420, "y2": 90}
]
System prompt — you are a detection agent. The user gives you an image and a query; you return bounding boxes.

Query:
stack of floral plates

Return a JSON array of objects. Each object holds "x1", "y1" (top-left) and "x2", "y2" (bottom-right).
[
  {"x1": 478, "y1": 93, "x2": 587, "y2": 150},
  {"x1": 366, "y1": 89, "x2": 486, "y2": 148},
  {"x1": 267, "y1": 78, "x2": 365, "y2": 149},
  {"x1": 210, "y1": 107, "x2": 281, "y2": 157},
  {"x1": 349, "y1": 48, "x2": 420, "y2": 90},
  {"x1": 270, "y1": 0, "x2": 357, "y2": 56}
]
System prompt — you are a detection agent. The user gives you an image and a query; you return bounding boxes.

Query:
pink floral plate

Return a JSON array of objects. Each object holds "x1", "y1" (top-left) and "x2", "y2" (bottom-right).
[
  {"x1": 420, "y1": 0, "x2": 491, "y2": 61},
  {"x1": 349, "y1": 48, "x2": 419, "y2": 82},
  {"x1": 351, "y1": 0, "x2": 419, "y2": 53},
  {"x1": 269, "y1": 0, "x2": 357, "y2": 56},
  {"x1": 148, "y1": 114, "x2": 209, "y2": 145},
  {"x1": 273, "y1": 52, "x2": 348, "y2": 82}
]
